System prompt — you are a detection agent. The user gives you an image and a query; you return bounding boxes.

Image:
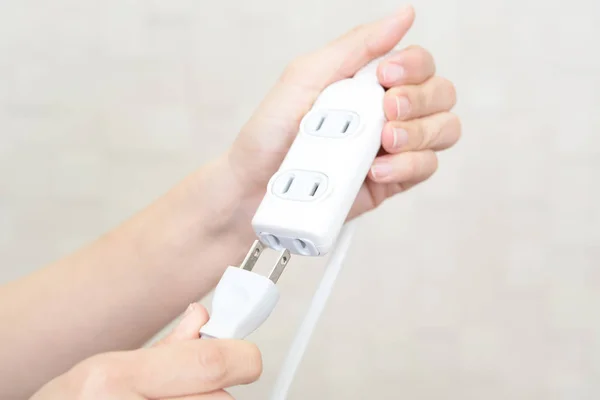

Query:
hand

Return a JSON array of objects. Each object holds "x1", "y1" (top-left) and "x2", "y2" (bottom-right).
[
  {"x1": 31, "y1": 304, "x2": 260, "y2": 400},
  {"x1": 0, "y1": 8, "x2": 458, "y2": 398},
  {"x1": 221, "y1": 5, "x2": 460, "y2": 237}
]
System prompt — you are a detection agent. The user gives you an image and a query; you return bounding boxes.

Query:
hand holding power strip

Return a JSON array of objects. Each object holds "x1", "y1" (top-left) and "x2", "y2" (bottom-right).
[
  {"x1": 251, "y1": 59, "x2": 384, "y2": 257},
  {"x1": 200, "y1": 7, "x2": 458, "y2": 400}
]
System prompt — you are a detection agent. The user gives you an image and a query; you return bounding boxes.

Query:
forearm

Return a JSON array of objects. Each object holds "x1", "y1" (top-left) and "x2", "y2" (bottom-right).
[{"x1": 0, "y1": 155, "x2": 255, "y2": 398}]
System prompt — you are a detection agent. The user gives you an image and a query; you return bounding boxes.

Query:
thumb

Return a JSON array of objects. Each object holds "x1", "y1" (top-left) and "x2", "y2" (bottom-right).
[
  {"x1": 279, "y1": 5, "x2": 416, "y2": 93},
  {"x1": 231, "y1": 6, "x2": 415, "y2": 185},
  {"x1": 153, "y1": 303, "x2": 209, "y2": 346}
]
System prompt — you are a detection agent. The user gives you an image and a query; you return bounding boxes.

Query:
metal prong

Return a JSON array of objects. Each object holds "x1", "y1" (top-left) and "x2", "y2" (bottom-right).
[
  {"x1": 240, "y1": 240, "x2": 265, "y2": 271},
  {"x1": 268, "y1": 249, "x2": 291, "y2": 284}
]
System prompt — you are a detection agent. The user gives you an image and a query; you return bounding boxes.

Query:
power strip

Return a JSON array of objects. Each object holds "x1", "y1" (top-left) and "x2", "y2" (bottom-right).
[
  {"x1": 200, "y1": 58, "x2": 386, "y2": 399},
  {"x1": 252, "y1": 60, "x2": 385, "y2": 256}
]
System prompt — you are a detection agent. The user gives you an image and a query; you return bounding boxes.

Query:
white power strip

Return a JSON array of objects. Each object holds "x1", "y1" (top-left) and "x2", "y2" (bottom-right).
[
  {"x1": 200, "y1": 57, "x2": 386, "y2": 399},
  {"x1": 252, "y1": 59, "x2": 384, "y2": 256}
]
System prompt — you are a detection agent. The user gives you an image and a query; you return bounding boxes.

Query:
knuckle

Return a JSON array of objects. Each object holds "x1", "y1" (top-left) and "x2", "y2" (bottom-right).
[
  {"x1": 409, "y1": 45, "x2": 429, "y2": 61},
  {"x1": 453, "y1": 114, "x2": 463, "y2": 141},
  {"x1": 386, "y1": 182, "x2": 405, "y2": 198},
  {"x1": 439, "y1": 112, "x2": 462, "y2": 148},
  {"x1": 371, "y1": 191, "x2": 387, "y2": 208},
  {"x1": 447, "y1": 113, "x2": 462, "y2": 137},
  {"x1": 447, "y1": 111, "x2": 460, "y2": 125},
  {"x1": 429, "y1": 152, "x2": 440, "y2": 174},
  {"x1": 419, "y1": 49, "x2": 435, "y2": 72},
  {"x1": 439, "y1": 77, "x2": 457, "y2": 107},
  {"x1": 419, "y1": 151, "x2": 439, "y2": 178},
  {"x1": 403, "y1": 46, "x2": 435, "y2": 75},
  {"x1": 413, "y1": 151, "x2": 438, "y2": 179},
  {"x1": 403, "y1": 155, "x2": 418, "y2": 179},
  {"x1": 364, "y1": 37, "x2": 376, "y2": 58},
  {"x1": 196, "y1": 343, "x2": 228, "y2": 384},
  {"x1": 416, "y1": 84, "x2": 431, "y2": 112},
  {"x1": 69, "y1": 354, "x2": 122, "y2": 397},
  {"x1": 416, "y1": 119, "x2": 432, "y2": 149}
]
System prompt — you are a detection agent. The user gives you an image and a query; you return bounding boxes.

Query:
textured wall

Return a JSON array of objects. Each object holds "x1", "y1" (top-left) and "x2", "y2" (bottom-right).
[{"x1": 1, "y1": 0, "x2": 600, "y2": 399}]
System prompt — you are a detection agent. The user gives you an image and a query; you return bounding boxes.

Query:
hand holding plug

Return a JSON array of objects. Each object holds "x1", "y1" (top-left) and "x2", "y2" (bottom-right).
[{"x1": 31, "y1": 304, "x2": 261, "y2": 400}]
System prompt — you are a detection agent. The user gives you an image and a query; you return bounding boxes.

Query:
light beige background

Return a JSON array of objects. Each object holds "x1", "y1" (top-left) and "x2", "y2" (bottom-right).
[{"x1": 1, "y1": 0, "x2": 600, "y2": 399}]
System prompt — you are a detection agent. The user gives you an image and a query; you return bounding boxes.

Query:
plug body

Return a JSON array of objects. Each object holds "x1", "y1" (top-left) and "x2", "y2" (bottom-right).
[
  {"x1": 251, "y1": 77, "x2": 385, "y2": 256},
  {"x1": 199, "y1": 266, "x2": 280, "y2": 339}
]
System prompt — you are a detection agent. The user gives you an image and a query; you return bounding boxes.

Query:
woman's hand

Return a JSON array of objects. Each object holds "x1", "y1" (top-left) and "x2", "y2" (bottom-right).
[
  {"x1": 220, "y1": 5, "x2": 460, "y2": 239},
  {"x1": 0, "y1": 8, "x2": 460, "y2": 398},
  {"x1": 31, "y1": 304, "x2": 258, "y2": 400}
]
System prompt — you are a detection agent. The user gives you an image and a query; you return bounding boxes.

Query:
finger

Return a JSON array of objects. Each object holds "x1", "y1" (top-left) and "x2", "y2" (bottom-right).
[
  {"x1": 349, "y1": 170, "x2": 436, "y2": 218},
  {"x1": 154, "y1": 303, "x2": 209, "y2": 346},
  {"x1": 279, "y1": 6, "x2": 416, "y2": 92},
  {"x1": 383, "y1": 76, "x2": 457, "y2": 121},
  {"x1": 126, "y1": 339, "x2": 262, "y2": 398},
  {"x1": 381, "y1": 112, "x2": 461, "y2": 153},
  {"x1": 377, "y1": 46, "x2": 436, "y2": 87},
  {"x1": 167, "y1": 389, "x2": 234, "y2": 400},
  {"x1": 356, "y1": 180, "x2": 405, "y2": 213},
  {"x1": 369, "y1": 150, "x2": 438, "y2": 184}
]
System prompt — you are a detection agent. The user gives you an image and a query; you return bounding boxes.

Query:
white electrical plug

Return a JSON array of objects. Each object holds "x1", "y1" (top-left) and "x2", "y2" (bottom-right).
[
  {"x1": 199, "y1": 241, "x2": 290, "y2": 339},
  {"x1": 252, "y1": 63, "x2": 385, "y2": 256}
]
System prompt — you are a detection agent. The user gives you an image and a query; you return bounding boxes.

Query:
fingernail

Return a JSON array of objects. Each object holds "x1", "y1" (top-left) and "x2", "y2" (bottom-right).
[
  {"x1": 395, "y1": 96, "x2": 411, "y2": 119},
  {"x1": 176, "y1": 304, "x2": 197, "y2": 330},
  {"x1": 371, "y1": 163, "x2": 393, "y2": 180},
  {"x1": 382, "y1": 64, "x2": 405, "y2": 84},
  {"x1": 182, "y1": 303, "x2": 196, "y2": 318},
  {"x1": 392, "y1": 128, "x2": 409, "y2": 149}
]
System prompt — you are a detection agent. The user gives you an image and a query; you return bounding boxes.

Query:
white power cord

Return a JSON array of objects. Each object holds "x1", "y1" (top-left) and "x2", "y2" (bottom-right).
[
  {"x1": 270, "y1": 220, "x2": 356, "y2": 400},
  {"x1": 200, "y1": 56, "x2": 386, "y2": 398}
]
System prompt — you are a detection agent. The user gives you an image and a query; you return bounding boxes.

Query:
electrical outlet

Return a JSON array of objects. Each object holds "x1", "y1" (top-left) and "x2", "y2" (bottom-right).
[
  {"x1": 259, "y1": 233, "x2": 318, "y2": 256},
  {"x1": 302, "y1": 110, "x2": 360, "y2": 138},
  {"x1": 271, "y1": 170, "x2": 328, "y2": 201}
]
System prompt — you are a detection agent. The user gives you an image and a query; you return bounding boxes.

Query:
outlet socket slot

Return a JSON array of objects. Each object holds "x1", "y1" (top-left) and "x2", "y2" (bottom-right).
[
  {"x1": 302, "y1": 110, "x2": 360, "y2": 138},
  {"x1": 271, "y1": 170, "x2": 328, "y2": 201},
  {"x1": 259, "y1": 233, "x2": 320, "y2": 256}
]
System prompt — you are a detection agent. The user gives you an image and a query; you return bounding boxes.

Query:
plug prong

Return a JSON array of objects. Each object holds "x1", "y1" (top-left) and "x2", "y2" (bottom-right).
[
  {"x1": 240, "y1": 240, "x2": 265, "y2": 271},
  {"x1": 268, "y1": 249, "x2": 291, "y2": 284}
]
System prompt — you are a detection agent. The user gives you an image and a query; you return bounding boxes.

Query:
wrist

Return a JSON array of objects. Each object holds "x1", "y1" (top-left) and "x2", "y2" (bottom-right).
[
  {"x1": 182, "y1": 153, "x2": 259, "y2": 247},
  {"x1": 110, "y1": 154, "x2": 258, "y2": 280},
  {"x1": 116, "y1": 151, "x2": 266, "y2": 284}
]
